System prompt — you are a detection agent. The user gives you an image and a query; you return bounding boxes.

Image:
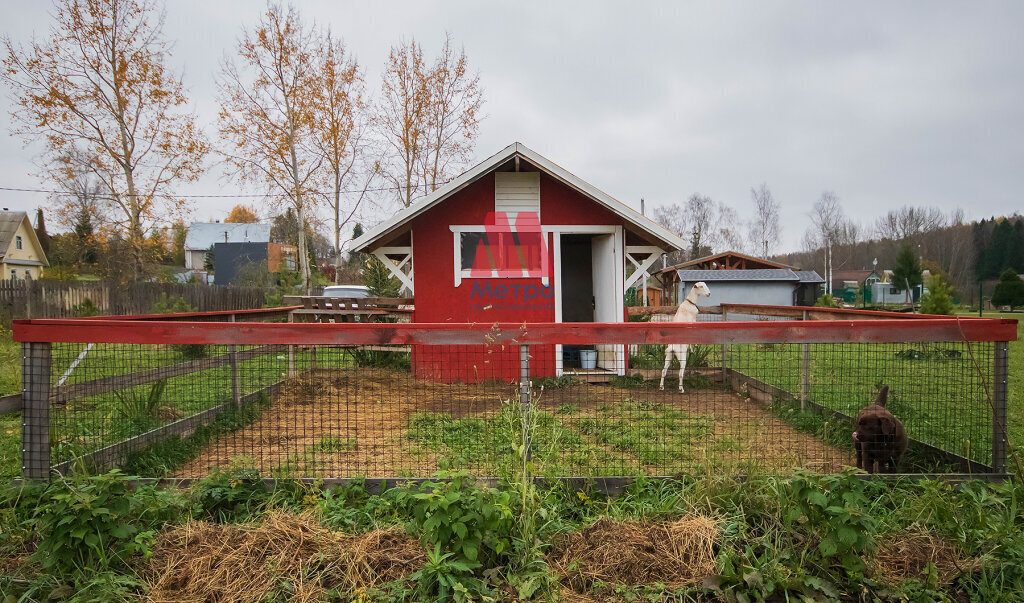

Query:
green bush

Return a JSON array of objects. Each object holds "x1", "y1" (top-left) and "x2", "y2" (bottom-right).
[
  {"x1": 191, "y1": 465, "x2": 271, "y2": 522},
  {"x1": 27, "y1": 471, "x2": 187, "y2": 577},
  {"x1": 397, "y1": 471, "x2": 514, "y2": 565},
  {"x1": 814, "y1": 293, "x2": 839, "y2": 308},
  {"x1": 71, "y1": 297, "x2": 99, "y2": 317}
]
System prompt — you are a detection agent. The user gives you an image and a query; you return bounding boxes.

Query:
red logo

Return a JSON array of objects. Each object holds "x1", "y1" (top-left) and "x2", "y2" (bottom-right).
[{"x1": 466, "y1": 211, "x2": 550, "y2": 280}]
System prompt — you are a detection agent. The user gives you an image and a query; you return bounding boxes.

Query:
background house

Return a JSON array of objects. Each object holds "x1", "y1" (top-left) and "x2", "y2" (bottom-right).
[
  {"x1": 213, "y1": 241, "x2": 297, "y2": 285},
  {"x1": 184, "y1": 222, "x2": 271, "y2": 270},
  {"x1": 830, "y1": 269, "x2": 882, "y2": 304},
  {"x1": 658, "y1": 251, "x2": 823, "y2": 307},
  {"x1": 0, "y1": 210, "x2": 48, "y2": 280}
]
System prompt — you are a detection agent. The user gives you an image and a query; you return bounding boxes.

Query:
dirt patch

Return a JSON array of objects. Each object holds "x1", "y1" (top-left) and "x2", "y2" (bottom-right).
[
  {"x1": 177, "y1": 368, "x2": 854, "y2": 478},
  {"x1": 548, "y1": 515, "x2": 719, "y2": 592},
  {"x1": 175, "y1": 368, "x2": 513, "y2": 477},
  {"x1": 871, "y1": 525, "x2": 976, "y2": 586},
  {"x1": 146, "y1": 511, "x2": 423, "y2": 602}
]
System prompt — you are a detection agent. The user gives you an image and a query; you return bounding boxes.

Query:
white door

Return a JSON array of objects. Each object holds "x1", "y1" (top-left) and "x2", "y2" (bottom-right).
[{"x1": 591, "y1": 234, "x2": 623, "y2": 372}]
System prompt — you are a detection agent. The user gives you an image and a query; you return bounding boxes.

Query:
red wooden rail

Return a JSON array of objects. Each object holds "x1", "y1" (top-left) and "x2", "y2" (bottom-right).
[
  {"x1": 12, "y1": 317, "x2": 1017, "y2": 345},
  {"x1": 83, "y1": 306, "x2": 301, "y2": 321}
]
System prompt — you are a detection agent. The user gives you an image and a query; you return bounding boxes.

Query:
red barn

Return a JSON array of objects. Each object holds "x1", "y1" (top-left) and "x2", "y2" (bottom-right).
[{"x1": 353, "y1": 143, "x2": 685, "y2": 382}]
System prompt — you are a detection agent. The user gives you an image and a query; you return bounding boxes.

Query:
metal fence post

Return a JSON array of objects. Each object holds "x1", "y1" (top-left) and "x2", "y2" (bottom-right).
[
  {"x1": 287, "y1": 311, "x2": 296, "y2": 377},
  {"x1": 22, "y1": 342, "x2": 51, "y2": 480},
  {"x1": 992, "y1": 340, "x2": 1009, "y2": 474},
  {"x1": 229, "y1": 314, "x2": 241, "y2": 406},
  {"x1": 520, "y1": 343, "x2": 531, "y2": 464},
  {"x1": 801, "y1": 310, "x2": 810, "y2": 411},
  {"x1": 720, "y1": 308, "x2": 729, "y2": 381}
]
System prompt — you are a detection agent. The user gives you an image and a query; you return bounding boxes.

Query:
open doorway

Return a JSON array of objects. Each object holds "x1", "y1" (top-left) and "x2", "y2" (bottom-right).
[
  {"x1": 560, "y1": 235, "x2": 594, "y2": 369},
  {"x1": 557, "y1": 232, "x2": 622, "y2": 374}
]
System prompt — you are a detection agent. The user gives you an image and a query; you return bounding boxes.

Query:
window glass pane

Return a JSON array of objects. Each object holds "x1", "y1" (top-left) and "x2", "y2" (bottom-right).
[{"x1": 460, "y1": 232, "x2": 490, "y2": 271}]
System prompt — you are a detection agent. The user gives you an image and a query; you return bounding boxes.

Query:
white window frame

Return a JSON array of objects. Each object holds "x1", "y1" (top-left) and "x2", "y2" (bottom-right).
[
  {"x1": 450, "y1": 225, "x2": 550, "y2": 287},
  {"x1": 15, "y1": 236, "x2": 22, "y2": 250}
]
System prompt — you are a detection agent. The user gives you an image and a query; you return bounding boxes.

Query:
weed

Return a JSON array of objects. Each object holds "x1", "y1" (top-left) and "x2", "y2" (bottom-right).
[
  {"x1": 392, "y1": 470, "x2": 513, "y2": 568},
  {"x1": 314, "y1": 434, "x2": 357, "y2": 453},
  {"x1": 531, "y1": 375, "x2": 580, "y2": 389},
  {"x1": 192, "y1": 464, "x2": 271, "y2": 522}
]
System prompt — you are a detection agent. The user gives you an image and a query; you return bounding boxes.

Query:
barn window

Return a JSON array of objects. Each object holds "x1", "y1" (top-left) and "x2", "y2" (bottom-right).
[{"x1": 459, "y1": 230, "x2": 544, "y2": 276}]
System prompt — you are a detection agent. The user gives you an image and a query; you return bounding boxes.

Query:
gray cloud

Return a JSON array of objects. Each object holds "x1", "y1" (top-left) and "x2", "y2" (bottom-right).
[{"x1": 2, "y1": 0, "x2": 1022, "y2": 255}]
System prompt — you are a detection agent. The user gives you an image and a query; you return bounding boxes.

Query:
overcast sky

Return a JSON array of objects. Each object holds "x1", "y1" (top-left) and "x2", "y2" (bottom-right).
[{"x1": 2, "y1": 1, "x2": 1022, "y2": 253}]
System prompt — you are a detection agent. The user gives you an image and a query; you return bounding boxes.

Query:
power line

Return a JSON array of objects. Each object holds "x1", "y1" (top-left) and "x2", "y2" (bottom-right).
[{"x1": 0, "y1": 181, "x2": 448, "y2": 198}]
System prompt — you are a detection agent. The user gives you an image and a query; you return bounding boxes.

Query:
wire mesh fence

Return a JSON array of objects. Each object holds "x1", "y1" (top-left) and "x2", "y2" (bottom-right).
[{"x1": 13, "y1": 309, "x2": 1014, "y2": 483}]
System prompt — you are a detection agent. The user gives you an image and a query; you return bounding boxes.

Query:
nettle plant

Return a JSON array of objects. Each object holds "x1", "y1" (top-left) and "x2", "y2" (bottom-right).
[
  {"x1": 31, "y1": 471, "x2": 186, "y2": 576},
  {"x1": 785, "y1": 470, "x2": 876, "y2": 574},
  {"x1": 393, "y1": 471, "x2": 513, "y2": 596}
]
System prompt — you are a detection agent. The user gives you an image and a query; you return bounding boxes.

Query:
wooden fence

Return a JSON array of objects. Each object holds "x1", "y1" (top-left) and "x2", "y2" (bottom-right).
[{"x1": 0, "y1": 279, "x2": 268, "y2": 325}]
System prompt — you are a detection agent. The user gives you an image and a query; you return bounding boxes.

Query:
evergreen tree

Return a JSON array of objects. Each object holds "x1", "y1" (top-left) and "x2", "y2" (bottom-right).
[
  {"x1": 171, "y1": 221, "x2": 187, "y2": 266},
  {"x1": 991, "y1": 268, "x2": 1024, "y2": 311},
  {"x1": 920, "y1": 274, "x2": 954, "y2": 315},
  {"x1": 363, "y1": 255, "x2": 401, "y2": 297},
  {"x1": 34, "y1": 208, "x2": 50, "y2": 255},
  {"x1": 348, "y1": 223, "x2": 365, "y2": 267},
  {"x1": 892, "y1": 240, "x2": 923, "y2": 302},
  {"x1": 72, "y1": 208, "x2": 98, "y2": 265}
]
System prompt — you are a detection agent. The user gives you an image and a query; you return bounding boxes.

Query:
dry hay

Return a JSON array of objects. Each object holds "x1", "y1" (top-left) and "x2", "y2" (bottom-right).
[
  {"x1": 146, "y1": 511, "x2": 424, "y2": 602},
  {"x1": 871, "y1": 525, "x2": 975, "y2": 586},
  {"x1": 548, "y1": 515, "x2": 719, "y2": 592}
]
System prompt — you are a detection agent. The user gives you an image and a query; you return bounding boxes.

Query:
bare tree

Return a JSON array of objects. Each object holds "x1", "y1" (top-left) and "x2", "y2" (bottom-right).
[
  {"x1": 652, "y1": 202, "x2": 688, "y2": 265},
  {"x1": 749, "y1": 183, "x2": 781, "y2": 258},
  {"x1": 418, "y1": 33, "x2": 483, "y2": 193},
  {"x1": 217, "y1": 3, "x2": 321, "y2": 291},
  {"x1": 378, "y1": 39, "x2": 428, "y2": 207},
  {"x1": 686, "y1": 193, "x2": 717, "y2": 258},
  {"x1": 875, "y1": 205, "x2": 947, "y2": 241},
  {"x1": 805, "y1": 191, "x2": 858, "y2": 294}
]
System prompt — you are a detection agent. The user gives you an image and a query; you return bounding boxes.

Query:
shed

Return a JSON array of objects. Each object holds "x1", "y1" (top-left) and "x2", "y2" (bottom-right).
[
  {"x1": 671, "y1": 268, "x2": 824, "y2": 308},
  {"x1": 352, "y1": 142, "x2": 686, "y2": 381}
]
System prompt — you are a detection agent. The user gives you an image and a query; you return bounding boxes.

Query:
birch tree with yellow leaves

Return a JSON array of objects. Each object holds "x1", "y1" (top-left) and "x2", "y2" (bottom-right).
[
  {"x1": 2, "y1": 0, "x2": 208, "y2": 278},
  {"x1": 216, "y1": 3, "x2": 321, "y2": 291},
  {"x1": 379, "y1": 35, "x2": 484, "y2": 207}
]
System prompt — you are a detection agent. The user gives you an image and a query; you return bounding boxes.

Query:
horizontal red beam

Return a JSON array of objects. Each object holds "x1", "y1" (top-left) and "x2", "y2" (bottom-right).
[
  {"x1": 721, "y1": 303, "x2": 956, "y2": 320},
  {"x1": 12, "y1": 318, "x2": 1017, "y2": 345}
]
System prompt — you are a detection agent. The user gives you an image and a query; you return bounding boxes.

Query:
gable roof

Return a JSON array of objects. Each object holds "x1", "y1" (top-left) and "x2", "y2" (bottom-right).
[
  {"x1": 185, "y1": 222, "x2": 271, "y2": 251},
  {"x1": 352, "y1": 142, "x2": 687, "y2": 252},
  {"x1": 0, "y1": 211, "x2": 48, "y2": 265},
  {"x1": 661, "y1": 250, "x2": 795, "y2": 273}
]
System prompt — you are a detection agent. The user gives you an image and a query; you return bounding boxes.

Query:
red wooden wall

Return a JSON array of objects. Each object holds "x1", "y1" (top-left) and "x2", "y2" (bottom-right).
[{"x1": 409, "y1": 172, "x2": 623, "y2": 382}]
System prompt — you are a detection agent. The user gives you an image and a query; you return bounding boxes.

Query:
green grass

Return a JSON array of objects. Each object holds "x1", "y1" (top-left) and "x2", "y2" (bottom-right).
[{"x1": 959, "y1": 311, "x2": 1024, "y2": 466}]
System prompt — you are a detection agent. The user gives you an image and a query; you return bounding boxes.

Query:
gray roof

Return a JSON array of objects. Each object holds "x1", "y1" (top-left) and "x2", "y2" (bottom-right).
[
  {"x1": 794, "y1": 270, "x2": 825, "y2": 284},
  {"x1": 185, "y1": 222, "x2": 271, "y2": 251},
  {"x1": 0, "y1": 211, "x2": 28, "y2": 257},
  {"x1": 676, "y1": 268, "x2": 823, "y2": 283}
]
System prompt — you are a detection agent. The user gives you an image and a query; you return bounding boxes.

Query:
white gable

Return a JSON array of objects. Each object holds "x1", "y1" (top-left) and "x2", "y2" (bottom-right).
[{"x1": 495, "y1": 172, "x2": 540, "y2": 220}]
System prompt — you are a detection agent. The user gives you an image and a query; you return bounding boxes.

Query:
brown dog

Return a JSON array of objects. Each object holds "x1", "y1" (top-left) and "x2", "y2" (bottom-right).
[{"x1": 853, "y1": 386, "x2": 907, "y2": 474}]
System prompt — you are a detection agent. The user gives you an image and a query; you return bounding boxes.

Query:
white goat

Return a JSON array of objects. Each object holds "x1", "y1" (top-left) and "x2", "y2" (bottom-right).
[{"x1": 660, "y1": 281, "x2": 711, "y2": 392}]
